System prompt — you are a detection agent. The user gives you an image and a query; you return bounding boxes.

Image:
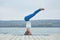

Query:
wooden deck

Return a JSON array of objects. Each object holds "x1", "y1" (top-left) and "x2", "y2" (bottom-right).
[{"x1": 0, "y1": 34, "x2": 60, "y2": 40}]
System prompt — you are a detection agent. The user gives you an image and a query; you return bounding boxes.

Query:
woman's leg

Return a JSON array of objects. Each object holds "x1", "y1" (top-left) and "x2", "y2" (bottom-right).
[
  {"x1": 24, "y1": 8, "x2": 45, "y2": 21},
  {"x1": 24, "y1": 9, "x2": 41, "y2": 21}
]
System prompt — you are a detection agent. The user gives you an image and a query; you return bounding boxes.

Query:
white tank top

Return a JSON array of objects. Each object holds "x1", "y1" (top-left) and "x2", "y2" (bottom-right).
[{"x1": 26, "y1": 21, "x2": 31, "y2": 28}]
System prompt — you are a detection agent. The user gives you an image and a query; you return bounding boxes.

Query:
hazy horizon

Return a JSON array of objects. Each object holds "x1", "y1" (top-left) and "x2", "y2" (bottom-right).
[{"x1": 0, "y1": 20, "x2": 60, "y2": 27}]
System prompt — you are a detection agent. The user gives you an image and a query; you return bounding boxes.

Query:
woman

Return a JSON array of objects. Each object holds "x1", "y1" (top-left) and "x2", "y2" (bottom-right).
[{"x1": 24, "y1": 8, "x2": 45, "y2": 35}]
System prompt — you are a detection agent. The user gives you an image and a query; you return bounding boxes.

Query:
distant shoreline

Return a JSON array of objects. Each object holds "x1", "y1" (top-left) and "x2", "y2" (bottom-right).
[{"x1": 0, "y1": 20, "x2": 60, "y2": 27}]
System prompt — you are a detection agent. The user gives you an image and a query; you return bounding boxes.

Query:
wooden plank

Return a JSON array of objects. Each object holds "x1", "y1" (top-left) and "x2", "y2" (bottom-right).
[{"x1": 0, "y1": 34, "x2": 60, "y2": 40}]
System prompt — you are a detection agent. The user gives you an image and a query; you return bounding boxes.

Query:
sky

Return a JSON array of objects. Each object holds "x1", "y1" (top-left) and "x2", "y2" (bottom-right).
[{"x1": 0, "y1": 0, "x2": 60, "y2": 20}]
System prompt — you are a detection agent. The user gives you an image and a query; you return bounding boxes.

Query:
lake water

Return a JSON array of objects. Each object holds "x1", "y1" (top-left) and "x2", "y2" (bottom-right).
[{"x1": 0, "y1": 27, "x2": 60, "y2": 36}]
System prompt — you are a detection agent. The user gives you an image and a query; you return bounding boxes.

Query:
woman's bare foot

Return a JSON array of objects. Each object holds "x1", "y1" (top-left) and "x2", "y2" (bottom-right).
[{"x1": 40, "y1": 8, "x2": 45, "y2": 11}]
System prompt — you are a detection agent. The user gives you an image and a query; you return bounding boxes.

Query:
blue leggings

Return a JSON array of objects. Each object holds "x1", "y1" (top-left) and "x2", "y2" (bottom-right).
[{"x1": 24, "y1": 9, "x2": 41, "y2": 21}]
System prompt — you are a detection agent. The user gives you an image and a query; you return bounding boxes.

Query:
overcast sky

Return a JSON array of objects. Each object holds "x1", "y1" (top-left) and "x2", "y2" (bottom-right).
[{"x1": 0, "y1": 0, "x2": 60, "y2": 20}]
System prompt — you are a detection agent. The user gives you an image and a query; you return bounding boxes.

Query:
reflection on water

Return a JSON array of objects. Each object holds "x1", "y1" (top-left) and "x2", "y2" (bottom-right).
[{"x1": 0, "y1": 27, "x2": 60, "y2": 36}]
